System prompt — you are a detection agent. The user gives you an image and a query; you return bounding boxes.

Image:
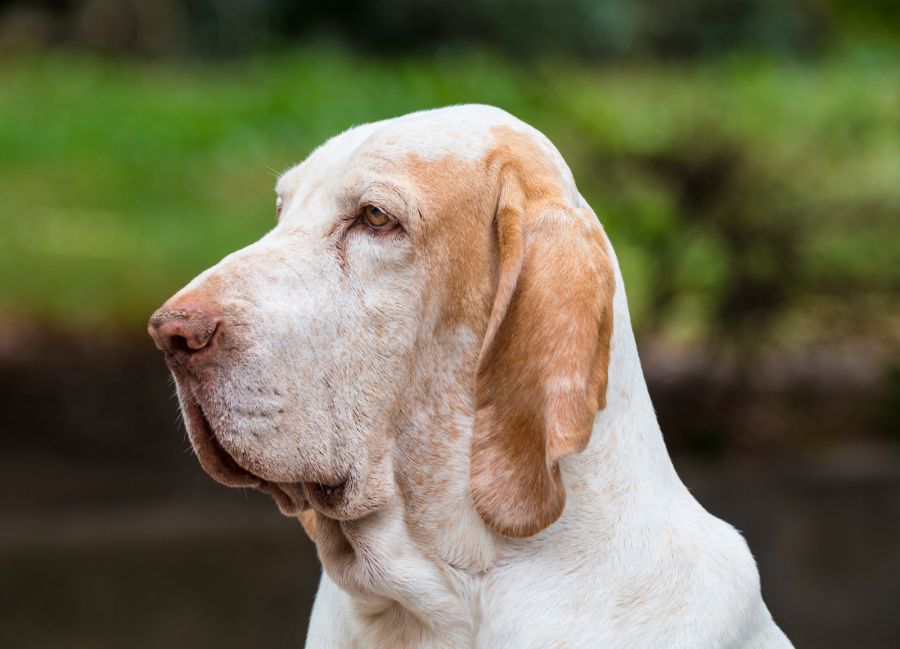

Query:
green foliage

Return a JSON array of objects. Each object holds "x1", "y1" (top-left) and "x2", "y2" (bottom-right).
[{"x1": 0, "y1": 47, "x2": 898, "y2": 345}]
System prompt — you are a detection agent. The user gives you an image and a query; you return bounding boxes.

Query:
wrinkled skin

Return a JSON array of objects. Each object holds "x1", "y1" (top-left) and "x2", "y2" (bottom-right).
[
  {"x1": 149, "y1": 106, "x2": 517, "y2": 523},
  {"x1": 148, "y1": 105, "x2": 792, "y2": 649}
]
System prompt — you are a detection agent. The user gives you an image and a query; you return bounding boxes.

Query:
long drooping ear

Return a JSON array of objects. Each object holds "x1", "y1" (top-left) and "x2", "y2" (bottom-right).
[{"x1": 471, "y1": 169, "x2": 615, "y2": 538}]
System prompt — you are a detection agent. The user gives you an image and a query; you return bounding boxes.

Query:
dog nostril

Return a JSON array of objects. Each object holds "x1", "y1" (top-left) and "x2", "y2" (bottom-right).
[
  {"x1": 169, "y1": 335, "x2": 192, "y2": 354},
  {"x1": 160, "y1": 322, "x2": 218, "y2": 357},
  {"x1": 148, "y1": 307, "x2": 221, "y2": 359}
]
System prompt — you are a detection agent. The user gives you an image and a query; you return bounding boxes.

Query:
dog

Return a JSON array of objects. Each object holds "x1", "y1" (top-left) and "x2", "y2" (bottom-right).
[{"x1": 148, "y1": 105, "x2": 792, "y2": 648}]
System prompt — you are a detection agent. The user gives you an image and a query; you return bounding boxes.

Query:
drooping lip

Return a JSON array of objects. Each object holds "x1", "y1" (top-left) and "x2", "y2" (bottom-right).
[{"x1": 179, "y1": 390, "x2": 308, "y2": 516}]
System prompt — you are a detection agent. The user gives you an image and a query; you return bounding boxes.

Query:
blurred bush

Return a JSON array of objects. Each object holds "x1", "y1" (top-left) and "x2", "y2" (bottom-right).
[
  {"x1": 1, "y1": 47, "x2": 897, "y2": 353},
  {"x1": 1, "y1": 0, "x2": 887, "y2": 59},
  {"x1": 0, "y1": 1, "x2": 897, "y2": 391}
]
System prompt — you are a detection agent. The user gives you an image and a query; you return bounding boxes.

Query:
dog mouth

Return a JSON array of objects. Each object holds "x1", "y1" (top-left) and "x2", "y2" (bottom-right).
[
  {"x1": 180, "y1": 388, "x2": 358, "y2": 519},
  {"x1": 180, "y1": 392, "x2": 310, "y2": 516}
]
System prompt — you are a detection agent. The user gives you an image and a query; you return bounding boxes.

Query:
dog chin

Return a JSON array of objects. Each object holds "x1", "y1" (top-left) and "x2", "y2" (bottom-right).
[
  {"x1": 179, "y1": 391, "x2": 311, "y2": 515},
  {"x1": 179, "y1": 390, "x2": 392, "y2": 522}
]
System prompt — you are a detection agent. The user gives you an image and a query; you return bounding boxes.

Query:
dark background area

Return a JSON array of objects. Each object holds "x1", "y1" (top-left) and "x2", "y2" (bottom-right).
[{"x1": 1, "y1": 1, "x2": 899, "y2": 647}]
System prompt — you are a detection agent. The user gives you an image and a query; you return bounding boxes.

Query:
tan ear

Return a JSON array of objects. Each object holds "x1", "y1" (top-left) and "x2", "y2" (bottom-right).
[{"x1": 471, "y1": 172, "x2": 615, "y2": 538}]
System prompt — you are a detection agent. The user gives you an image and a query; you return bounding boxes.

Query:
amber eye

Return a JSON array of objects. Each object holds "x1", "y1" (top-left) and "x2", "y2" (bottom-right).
[
  {"x1": 362, "y1": 205, "x2": 392, "y2": 229},
  {"x1": 276, "y1": 196, "x2": 283, "y2": 220}
]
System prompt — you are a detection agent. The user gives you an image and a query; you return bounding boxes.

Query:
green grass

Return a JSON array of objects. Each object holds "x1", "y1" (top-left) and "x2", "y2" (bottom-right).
[{"x1": 1, "y1": 46, "x2": 898, "y2": 342}]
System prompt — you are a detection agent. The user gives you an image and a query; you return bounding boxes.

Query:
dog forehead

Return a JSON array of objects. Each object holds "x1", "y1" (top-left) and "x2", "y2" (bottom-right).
[
  {"x1": 358, "y1": 104, "x2": 529, "y2": 162},
  {"x1": 276, "y1": 105, "x2": 537, "y2": 193}
]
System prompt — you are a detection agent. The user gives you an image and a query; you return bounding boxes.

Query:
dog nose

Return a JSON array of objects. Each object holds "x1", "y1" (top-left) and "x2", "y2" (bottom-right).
[{"x1": 148, "y1": 305, "x2": 221, "y2": 361}]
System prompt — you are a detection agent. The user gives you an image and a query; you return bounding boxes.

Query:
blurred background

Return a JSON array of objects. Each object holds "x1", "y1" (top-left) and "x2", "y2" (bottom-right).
[{"x1": 0, "y1": 0, "x2": 898, "y2": 647}]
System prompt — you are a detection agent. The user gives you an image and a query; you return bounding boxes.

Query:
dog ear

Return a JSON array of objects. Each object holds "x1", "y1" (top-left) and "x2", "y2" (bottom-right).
[{"x1": 471, "y1": 169, "x2": 615, "y2": 538}]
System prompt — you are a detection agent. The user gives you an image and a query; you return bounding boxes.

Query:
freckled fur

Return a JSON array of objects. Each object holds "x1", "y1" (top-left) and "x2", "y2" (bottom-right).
[{"x1": 150, "y1": 105, "x2": 792, "y2": 649}]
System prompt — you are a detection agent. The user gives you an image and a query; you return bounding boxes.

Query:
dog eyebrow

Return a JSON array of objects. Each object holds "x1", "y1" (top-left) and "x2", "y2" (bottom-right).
[
  {"x1": 333, "y1": 180, "x2": 411, "y2": 220},
  {"x1": 361, "y1": 180, "x2": 409, "y2": 208}
]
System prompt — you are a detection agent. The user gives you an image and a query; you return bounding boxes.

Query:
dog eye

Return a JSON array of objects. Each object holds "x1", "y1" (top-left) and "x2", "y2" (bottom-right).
[
  {"x1": 362, "y1": 205, "x2": 394, "y2": 230},
  {"x1": 276, "y1": 197, "x2": 283, "y2": 220}
]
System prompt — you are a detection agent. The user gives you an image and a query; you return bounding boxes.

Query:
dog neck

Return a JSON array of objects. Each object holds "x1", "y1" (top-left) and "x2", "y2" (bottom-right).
[{"x1": 309, "y1": 261, "x2": 682, "y2": 646}]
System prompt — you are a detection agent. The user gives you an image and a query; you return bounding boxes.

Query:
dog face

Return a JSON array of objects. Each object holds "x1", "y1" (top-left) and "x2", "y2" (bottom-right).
[{"x1": 149, "y1": 105, "x2": 614, "y2": 537}]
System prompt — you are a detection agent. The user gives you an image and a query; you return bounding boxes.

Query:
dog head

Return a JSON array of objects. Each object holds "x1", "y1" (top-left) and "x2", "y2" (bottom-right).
[{"x1": 149, "y1": 105, "x2": 614, "y2": 537}]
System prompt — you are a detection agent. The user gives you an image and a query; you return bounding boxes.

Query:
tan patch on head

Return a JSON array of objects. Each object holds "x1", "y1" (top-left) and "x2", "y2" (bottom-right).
[
  {"x1": 399, "y1": 154, "x2": 497, "y2": 333},
  {"x1": 397, "y1": 126, "x2": 574, "y2": 333}
]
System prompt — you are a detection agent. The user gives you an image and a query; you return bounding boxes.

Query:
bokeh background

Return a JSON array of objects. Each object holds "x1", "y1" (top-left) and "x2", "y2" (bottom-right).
[{"x1": 1, "y1": 1, "x2": 898, "y2": 647}]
